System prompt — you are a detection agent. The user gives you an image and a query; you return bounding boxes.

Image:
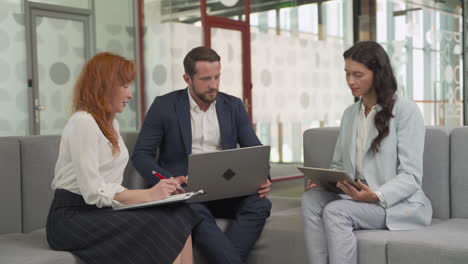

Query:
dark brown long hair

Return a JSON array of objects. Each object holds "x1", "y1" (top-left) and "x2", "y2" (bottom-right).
[
  {"x1": 343, "y1": 41, "x2": 397, "y2": 152},
  {"x1": 72, "y1": 52, "x2": 136, "y2": 155}
]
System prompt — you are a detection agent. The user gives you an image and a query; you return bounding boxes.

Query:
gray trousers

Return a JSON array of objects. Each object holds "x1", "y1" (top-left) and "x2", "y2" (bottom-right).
[{"x1": 301, "y1": 188, "x2": 387, "y2": 264}]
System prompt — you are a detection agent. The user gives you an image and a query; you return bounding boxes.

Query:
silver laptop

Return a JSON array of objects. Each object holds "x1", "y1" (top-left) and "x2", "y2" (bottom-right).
[{"x1": 185, "y1": 145, "x2": 270, "y2": 203}]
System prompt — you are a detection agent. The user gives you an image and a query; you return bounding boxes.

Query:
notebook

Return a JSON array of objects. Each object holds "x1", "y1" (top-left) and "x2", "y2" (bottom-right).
[{"x1": 113, "y1": 190, "x2": 205, "y2": 211}]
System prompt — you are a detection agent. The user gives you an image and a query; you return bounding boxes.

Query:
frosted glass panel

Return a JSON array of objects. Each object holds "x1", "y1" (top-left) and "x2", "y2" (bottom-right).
[
  {"x1": 211, "y1": 28, "x2": 243, "y2": 99},
  {"x1": 251, "y1": 0, "x2": 353, "y2": 162},
  {"x1": 35, "y1": 16, "x2": 86, "y2": 135},
  {"x1": 0, "y1": 0, "x2": 29, "y2": 136},
  {"x1": 95, "y1": 0, "x2": 137, "y2": 132},
  {"x1": 251, "y1": 34, "x2": 350, "y2": 124},
  {"x1": 377, "y1": 0, "x2": 463, "y2": 126},
  {"x1": 143, "y1": 22, "x2": 203, "y2": 109}
]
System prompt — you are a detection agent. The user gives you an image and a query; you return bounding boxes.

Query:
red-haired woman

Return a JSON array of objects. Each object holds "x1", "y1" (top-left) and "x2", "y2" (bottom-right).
[{"x1": 46, "y1": 52, "x2": 200, "y2": 264}]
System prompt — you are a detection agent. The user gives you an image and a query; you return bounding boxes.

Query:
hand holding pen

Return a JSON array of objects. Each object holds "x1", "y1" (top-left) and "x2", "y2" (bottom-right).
[
  {"x1": 152, "y1": 171, "x2": 187, "y2": 194},
  {"x1": 148, "y1": 178, "x2": 180, "y2": 201}
]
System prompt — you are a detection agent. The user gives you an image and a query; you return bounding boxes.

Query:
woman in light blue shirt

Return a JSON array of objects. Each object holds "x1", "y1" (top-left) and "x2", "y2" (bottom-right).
[{"x1": 302, "y1": 41, "x2": 432, "y2": 264}]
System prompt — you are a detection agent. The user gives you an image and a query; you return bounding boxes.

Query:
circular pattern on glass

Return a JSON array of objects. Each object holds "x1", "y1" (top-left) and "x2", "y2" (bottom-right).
[
  {"x1": 125, "y1": 26, "x2": 135, "y2": 37},
  {"x1": 152, "y1": 65, "x2": 167, "y2": 86},
  {"x1": 50, "y1": 62, "x2": 71, "y2": 85},
  {"x1": 453, "y1": 44, "x2": 461, "y2": 55},
  {"x1": 0, "y1": 88, "x2": 11, "y2": 102},
  {"x1": 13, "y1": 14, "x2": 24, "y2": 26},
  {"x1": 445, "y1": 66, "x2": 454, "y2": 83},
  {"x1": 260, "y1": 69, "x2": 272, "y2": 87},
  {"x1": 106, "y1": 24, "x2": 122, "y2": 36},
  {"x1": 106, "y1": 39, "x2": 124, "y2": 55},
  {"x1": 0, "y1": 29, "x2": 10, "y2": 52}
]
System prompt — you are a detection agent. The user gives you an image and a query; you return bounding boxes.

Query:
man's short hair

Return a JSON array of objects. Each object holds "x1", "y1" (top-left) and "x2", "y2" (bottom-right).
[{"x1": 183, "y1": 46, "x2": 221, "y2": 76}]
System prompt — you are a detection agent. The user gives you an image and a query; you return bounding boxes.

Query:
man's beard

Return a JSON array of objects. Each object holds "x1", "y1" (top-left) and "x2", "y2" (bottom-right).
[{"x1": 192, "y1": 86, "x2": 218, "y2": 104}]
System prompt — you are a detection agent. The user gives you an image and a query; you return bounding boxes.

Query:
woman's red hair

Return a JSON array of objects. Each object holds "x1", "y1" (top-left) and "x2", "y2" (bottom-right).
[{"x1": 72, "y1": 52, "x2": 136, "y2": 156}]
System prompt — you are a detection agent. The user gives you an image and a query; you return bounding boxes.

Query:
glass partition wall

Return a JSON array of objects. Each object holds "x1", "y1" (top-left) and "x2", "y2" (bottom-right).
[
  {"x1": 376, "y1": 0, "x2": 463, "y2": 126},
  {"x1": 1, "y1": 0, "x2": 465, "y2": 157},
  {"x1": 250, "y1": 0, "x2": 354, "y2": 162},
  {"x1": 0, "y1": 0, "x2": 138, "y2": 136},
  {"x1": 142, "y1": 0, "x2": 354, "y2": 163}
]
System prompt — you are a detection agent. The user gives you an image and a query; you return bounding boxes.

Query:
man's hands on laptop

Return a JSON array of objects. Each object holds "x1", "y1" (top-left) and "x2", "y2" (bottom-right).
[
  {"x1": 258, "y1": 179, "x2": 272, "y2": 198},
  {"x1": 171, "y1": 176, "x2": 188, "y2": 194}
]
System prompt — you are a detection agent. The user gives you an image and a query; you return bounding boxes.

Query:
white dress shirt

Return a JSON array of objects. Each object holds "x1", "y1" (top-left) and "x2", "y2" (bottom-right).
[
  {"x1": 356, "y1": 103, "x2": 386, "y2": 206},
  {"x1": 188, "y1": 92, "x2": 222, "y2": 154},
  {"x1": 52, "y1": 111, "x2": 127, "y2": 208}
]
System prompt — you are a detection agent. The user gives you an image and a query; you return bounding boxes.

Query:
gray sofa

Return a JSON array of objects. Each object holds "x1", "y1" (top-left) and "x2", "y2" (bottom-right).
[
  {"x1": 303, "y1": 126, "x2": 468, "y2": 264},
  {"x1": 0, "y1": 133, "x2": 305, "y2": 264},
  {"x1": 1, "y1": 126, "x2": 468, "y2": 264}
]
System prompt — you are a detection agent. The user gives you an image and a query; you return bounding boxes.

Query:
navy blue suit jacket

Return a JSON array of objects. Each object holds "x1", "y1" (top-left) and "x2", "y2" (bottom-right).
[{"x1": 132, "y1": 88, "x2": 263, "y2": 186}]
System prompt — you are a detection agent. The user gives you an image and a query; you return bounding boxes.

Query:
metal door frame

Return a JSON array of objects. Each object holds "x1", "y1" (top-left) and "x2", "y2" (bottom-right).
[
  {"x1": 24, "y1": 2, "x2": 94, "y2": 135},
  {"x1": 200, "y1": 0, "x2": 253, "y2": 121}
]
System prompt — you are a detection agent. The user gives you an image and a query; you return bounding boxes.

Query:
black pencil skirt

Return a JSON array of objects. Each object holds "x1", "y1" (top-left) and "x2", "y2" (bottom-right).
[{"x1": 46, "y1": 189, "x2": 202, "y2": 264}]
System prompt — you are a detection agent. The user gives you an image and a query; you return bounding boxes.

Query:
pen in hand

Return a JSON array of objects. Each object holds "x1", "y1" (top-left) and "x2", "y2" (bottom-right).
[{"x1": 152, "y1": 171, "x2": 185, "y2": 192}]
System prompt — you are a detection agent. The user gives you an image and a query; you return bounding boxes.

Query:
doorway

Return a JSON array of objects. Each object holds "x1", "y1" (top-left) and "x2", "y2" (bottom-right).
[{"x1": 25, "y1": 2, "x2": 94, "y2": 135}]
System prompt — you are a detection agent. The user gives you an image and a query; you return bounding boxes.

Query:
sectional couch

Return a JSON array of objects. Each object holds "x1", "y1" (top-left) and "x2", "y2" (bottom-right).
[
  {"x1": 0, "y1": 133, "x2": 305, "y2": 264},
  {"x1": 1, "y1": 126, "x2": 467, "y2": 264}
]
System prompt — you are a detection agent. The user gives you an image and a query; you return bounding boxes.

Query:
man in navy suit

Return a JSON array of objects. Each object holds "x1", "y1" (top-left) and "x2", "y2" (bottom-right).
[{"x1": 132, "y1": 46, "x2": 272, "y2": 264}]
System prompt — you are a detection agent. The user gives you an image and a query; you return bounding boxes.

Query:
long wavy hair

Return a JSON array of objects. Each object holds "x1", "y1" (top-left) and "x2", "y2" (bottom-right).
[
  {"x1": 343, "y1": 41, "x2": 397, "y2": 152},
  {"x1": 72, "y1": 52, "x2": 136, "y2": 156}
]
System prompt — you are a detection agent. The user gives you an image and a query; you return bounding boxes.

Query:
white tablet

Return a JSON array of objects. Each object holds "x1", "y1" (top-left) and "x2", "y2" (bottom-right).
[{"x1": 298, "y1": 166, "x2": 357, "y2": 194}]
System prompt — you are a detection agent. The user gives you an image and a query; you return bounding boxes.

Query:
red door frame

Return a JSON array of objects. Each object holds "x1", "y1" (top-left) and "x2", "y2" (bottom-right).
[
  {"x1": 200, "y1": 0, "x2": 253, "y2": 121},
  {"x1": 137, "y1": 0, "x2": 146, "y2": 122},
  {"x1": 136, "y1": 0, "x2": 253, "y2": 122}
]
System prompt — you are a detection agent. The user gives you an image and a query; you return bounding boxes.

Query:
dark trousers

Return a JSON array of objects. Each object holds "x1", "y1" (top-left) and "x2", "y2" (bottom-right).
[{"x1": 189, "y1": 194, "x2": 272, "y2": 264}]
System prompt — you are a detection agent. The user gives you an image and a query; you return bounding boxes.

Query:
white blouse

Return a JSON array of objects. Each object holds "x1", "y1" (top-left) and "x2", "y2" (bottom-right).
[
  {"x1": 356, "y1": 103, "x2": 377, "y2": 180},
  {"x1": 52, "y1": 111, "x2": 127, "y2": 208},
  {"x1": 356, "y1": 103, "x2": 386, "y2": 206}
]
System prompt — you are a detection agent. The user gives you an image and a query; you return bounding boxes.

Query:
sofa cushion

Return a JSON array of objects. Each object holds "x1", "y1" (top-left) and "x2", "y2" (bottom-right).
[
  {"x1": 450, "y1": 127, "x2": 468, "y2": 218},
  {"x1": 0, "y1": 229, "x2": 83, "y2": 264},
  {"x1": 120, "y1": 132, "x2": 147, "y2": 190},
  {"x1": 0, "y1": 138, "x2": 22, "y2": 234},
  {"x1": 19, "y1": 136, "x2": 61, "y2": 233},
  {"x1": 303, "y1": 127, "x2": 339, "y2": 168},
  {"x1": 387, "y1": 219, "x2": 468, "y2": 264},
  {"x1": 422, "y1": 126, "x2": 451, "y2": 219}
]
